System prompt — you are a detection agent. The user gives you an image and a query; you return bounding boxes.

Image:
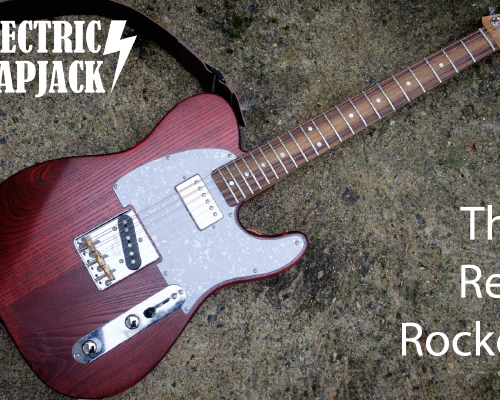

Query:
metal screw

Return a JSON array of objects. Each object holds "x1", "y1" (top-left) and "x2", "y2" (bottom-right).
[
  {"x1": 172, "y1": 293, "x2": 178, "y2": 299},
  {"x1": 228, "y1": 154, "x2": 233, "y2": 158},
  {"x1": 185, "y1": 307, "x2": 190, "y2": 311},
  {"x1": 179, "y1": 290, "x2": 184, "y2": 295},
  {"x1": 228, "y1": 213, "x2": 233, "y2": 218},
  {"x1": 213, "y1": 212, "x2": 217, "y2": 216},
  {"x1": 183, "y1": 176, "x2": 187, "y2": 179},
  {"x1": 82, "y1": 340, "x2": 97, "y2": 355},
  {"x1": 295, "y1": 240, "x2": 300, "y2": 245},
  {"x1": 105, "y1": 280, "x2": 112, "y2": 286},
  {"x1": 164, "y1": 271, "x2": 168, "y2": 276},
  {"x1": 138, "y1": 238, "x2": 143, "y2": 242},
  {"x1": 166, "y1": 155, "x2": 170, "y2": 160},
  {"x1": 74, "y1": 353, "x2": 81, "y2": 359},
  {"x1": 253, "y1": 268, "x2": 258, "y2": 273},
  {"x1": 212, "y1": 225, "x2": 216, "y2": 229},
  {"x1": 112, "y1": 226, "x2": 117, "y2": 231},
  {"x1": 210, "y1": 206, "x2": 214, "y2": 210},
  {"x1": 114, "y1": 184, "x2": 118, "y2": 189},
  {"x1": 493, "y1": 17, "x2": 500, "y2": 26},
  {"x1": 119, "y1": 259, "x2": 124, "y2": 263}
]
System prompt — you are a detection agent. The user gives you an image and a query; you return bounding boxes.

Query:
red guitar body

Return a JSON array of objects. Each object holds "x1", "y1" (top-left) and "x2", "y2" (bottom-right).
[{"x1": 0, "y1": 94, "x2": 307, "y2": 398}]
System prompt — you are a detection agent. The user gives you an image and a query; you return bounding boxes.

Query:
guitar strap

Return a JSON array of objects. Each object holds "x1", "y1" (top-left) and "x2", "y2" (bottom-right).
[{"x1": 0, "y1": 0, "x2": 246, "y2": 126}]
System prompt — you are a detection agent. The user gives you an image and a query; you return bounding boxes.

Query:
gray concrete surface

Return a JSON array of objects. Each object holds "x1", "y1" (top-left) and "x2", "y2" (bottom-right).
[{"x1": 1, "y1": 0, "x2": 500, "y2": 399}]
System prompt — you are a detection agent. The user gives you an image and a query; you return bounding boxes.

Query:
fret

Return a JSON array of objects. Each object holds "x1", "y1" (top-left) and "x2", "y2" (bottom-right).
[
  {"x1": 250, "y1": 152, "x2": 270, "y2": 185},
  {"x1": 424, "y1": 58, "x2": 441, "y2": 83},
  {"x1": 392, "y1": 75, "x2": 411, "y2": 102},
  {"x1": 241, "y1": 156, "x2": 261, "y2": 190},
  {"x1": 233, "y1": 160, "x2": 254, "y2": 195},
  {"x1": 225, "y1": 165, "x2": 246, "y2": 199},
  {"x1": 408, "y1": 67, "x2": 426, "y2": 93},
  {"x1": 442, "y1": 49, "x2": 459, "y2": 73},
  {"x1": 377, "y1": 83, "x2": 395, "y2": 111},
  {"x1": 460, "y1": 39, "x2": 476, "y2": 63},
  {"x1": 322, "y1": 112, "x2": 342, "y2": 142},
  {"x1": 362, "y1": 91, "x2": 381, "y2": 119},
  {"x1": 479, "y1": 28, "x2": 496, "y2": 51},
  {"x1": 278, "y1": 136, "x2": 298, "y2": 168},
  {"x1": 259, "y1": 147, "x2": 279, "y2": 180},
  {"x1": 349, "y1": 99, "x2": 367, "y2": 127},
  {"x1": 289, "y1": 131, "x2": 309, "y2": 162},
  {"x1": 269, "y1": 142, "x2": 288, "y2": 174},
  {"x1": 336, "y1": 106, "x2": 355, "y2": 135},
  {"x1": 311, "y1": 120, "x2": 330, "y2": 148},
  {"x1": 218, "y1": 168, "x2": 239, "y2": 203},
  {"x1": 300, "y1": 126, "x2": 319, "y2": 156}
]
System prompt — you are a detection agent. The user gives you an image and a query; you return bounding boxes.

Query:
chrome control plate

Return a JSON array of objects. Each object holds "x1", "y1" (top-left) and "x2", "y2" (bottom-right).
[
  {"x1": 74, "y1": 209, "x2": 160, "y2": 290},
  {"x1": 175, "y1": 174, "x2": 223, "y2": 230},
  {"x1": 73, "y1": 284, "x2": 185, "y2": 364}
]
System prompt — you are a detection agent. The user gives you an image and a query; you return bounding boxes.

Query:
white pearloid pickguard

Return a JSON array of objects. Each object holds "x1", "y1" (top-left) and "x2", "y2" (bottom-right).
[{"x1": 113, "y1": 148, "x2": 306, "y2": 312}]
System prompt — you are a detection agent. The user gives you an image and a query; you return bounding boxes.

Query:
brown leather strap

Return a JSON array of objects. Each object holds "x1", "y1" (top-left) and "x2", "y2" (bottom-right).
[{"x1": 0, "y1": 0, "x2": 246, "y2": 126}]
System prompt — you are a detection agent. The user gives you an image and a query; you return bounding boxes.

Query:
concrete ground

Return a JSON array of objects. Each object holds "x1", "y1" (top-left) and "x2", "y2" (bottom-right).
[{"x1": 1, "y1": 0, "x2": 500, "y2": 399}]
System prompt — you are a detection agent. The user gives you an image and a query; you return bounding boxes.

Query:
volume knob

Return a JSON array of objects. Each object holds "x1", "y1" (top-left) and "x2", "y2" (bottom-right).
[{"x1": 125, "y1": 314, "x2": 141, "y2": 329}]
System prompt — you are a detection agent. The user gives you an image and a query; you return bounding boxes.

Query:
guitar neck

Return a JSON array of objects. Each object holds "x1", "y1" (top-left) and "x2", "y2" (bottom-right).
[{"x1": 213, "y1": 27, "x2": 499, "y2": 207}]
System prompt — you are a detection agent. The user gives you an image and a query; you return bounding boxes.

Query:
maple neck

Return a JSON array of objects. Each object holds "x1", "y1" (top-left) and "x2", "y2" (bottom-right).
[{"x1": 213, "y1": 28, "x2": 499, "y2": 207}]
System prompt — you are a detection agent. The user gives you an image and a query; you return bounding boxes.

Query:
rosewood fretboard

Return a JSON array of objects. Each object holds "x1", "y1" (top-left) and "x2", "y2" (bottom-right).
[{"x1": 213, "y1": 27, "x2": 499, "y2": 207}]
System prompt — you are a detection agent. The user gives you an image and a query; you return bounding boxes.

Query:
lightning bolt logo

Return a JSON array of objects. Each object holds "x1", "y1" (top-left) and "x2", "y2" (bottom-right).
[{"x1": 103, "y1": 21, "x2": 137, "y2": 91}]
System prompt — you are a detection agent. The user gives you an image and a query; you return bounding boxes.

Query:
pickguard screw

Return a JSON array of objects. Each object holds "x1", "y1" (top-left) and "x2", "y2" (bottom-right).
[
  {"x1": 228, "y1": 154, "x2": 233, "y2": 158},
  {"x1": 164, "y1": 271, "x2": 168, "y2": 276},
  {"x1": 179, "y1": 290, "x2": 184, "y2": 295},
  {"x1": 183, "y1": 176, "x2": 187, "y2": 179},
  {"x1": 166, "y1": 156, "x2": 170, "y2": 160},
  {"x1": 114, "y1": 184, "x2": 118, "y2": 189},
  {"x1": 119, "y1": 259, "x2": 124, "y2": 263},
  {"x1": 253, "y1": 268, "x2": 258, "y2": 273},
  {"x1": 228, "y1": 213, "x2": 233, "y2": 218},
  {"x1": 212, "y1": 225, "x2": 216, "y2": 229},
  {"x1": 172, "y1": 293, "x2": 178, "y2": 299},
  {"x1": 295, "y1": 241, "x2": 300, "y2": 245},
  {"x1": 138, "y1": 238, "x2": 143, "y2": 242},
  {"x1": 112, "y1": 227, "x2": 117, "y2": 231},
  {"x1": 105, "y1": 280, "x2": 112, "y2": 286},
  {"x1": 74, "y1": 353, "x2": 81, "y2": 359},
  {"x1": 185, "y1": 307, "x2": 190, "y2": 311}
]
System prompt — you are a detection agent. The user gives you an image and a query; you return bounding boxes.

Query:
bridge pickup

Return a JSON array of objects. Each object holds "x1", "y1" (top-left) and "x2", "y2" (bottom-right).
[
  {"x1": 74, "y1": 209, "x2": 160, "y2": 290},
  {"x1": 175, "y1": 174, "x2": 223, "y2": 230}
]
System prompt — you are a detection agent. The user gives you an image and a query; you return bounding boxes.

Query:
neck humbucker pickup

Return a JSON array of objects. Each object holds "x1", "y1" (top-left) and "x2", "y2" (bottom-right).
[{"x1": 175, "y1": 174, "x2": 223, "y2": 230}]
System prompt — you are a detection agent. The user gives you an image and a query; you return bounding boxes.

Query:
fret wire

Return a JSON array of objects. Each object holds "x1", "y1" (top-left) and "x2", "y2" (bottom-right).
[
  {"x1": 278, "y1": 136, "x2": 298, "y2": 168},
  {"x1": 335, "y1": 106, "x2": 355, "y2": 135},
  {"x1": 323, "y1": 112, "x2": 342, "y2": 142},
  {"x1": 311, "y1": 120, "x2": 330, "y2": 148},
  {"x1": 479, "y1": 28, "x2": 495, "y2": 51},
  {"x1": 376, "y1": 83, "x2": 396, "y2": 111},
  {"x1": 300, "y1": 126, "x2": 320, "y2": 156},
  {"x1": 424, "y1": 58, "x2": 441, "y2": 83},
  {"x1": 392, "y1": 75, "x2": 411, "y2": 102},
  {"x1": 217, "y1": 169, "x2": 239, "y2": 203},
  {"x1": 408, "y1": 67, "x2": 426, "y2": 93},
  {"x1": 250, "y1": 152, "x2": 270, "y2": 185},
  {"x1": 225, "y1": 165, "x2": 246, "y2": 199},
  {"x1": 362, "y1": 91, "x2": 381, "y2": 119},
  {"x1": 442, "y1": 49, "x2": 459, "y2": 73},
  {"x1": 233, "y1": 160, "x2": 254, "y2": 195},
  {"x1": 288, "y1": 131, "x2": 309, "y2": 162},
  {"x1": 259, "y1": 147, "x2": 279, "y2": 180},
  {"x1": 241, "y1": 155, "x2": 262, "y2": 190},
  {"x1": 269, "y1": 143, "x2": 288, "y2": 174},
  {"x1": 349, "y1": 98, "x2": 367, "y2": 127},
  {"x1": 460, "y1": 39, "x2": 476, "y2": 63}
]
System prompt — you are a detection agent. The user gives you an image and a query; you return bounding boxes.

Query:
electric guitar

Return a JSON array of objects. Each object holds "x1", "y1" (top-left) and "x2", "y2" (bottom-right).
[{"x1": 0, "y1": 12, "x2": 499, "y2": 399}]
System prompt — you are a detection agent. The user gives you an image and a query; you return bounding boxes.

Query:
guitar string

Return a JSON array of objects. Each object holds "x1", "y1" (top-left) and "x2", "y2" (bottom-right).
[
  {"x1": 87, "y1": 28, "x2": 497, "y2": 253},
  {"x1": 86, "y1": 29, "x2": 498, "y2": 253}
]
